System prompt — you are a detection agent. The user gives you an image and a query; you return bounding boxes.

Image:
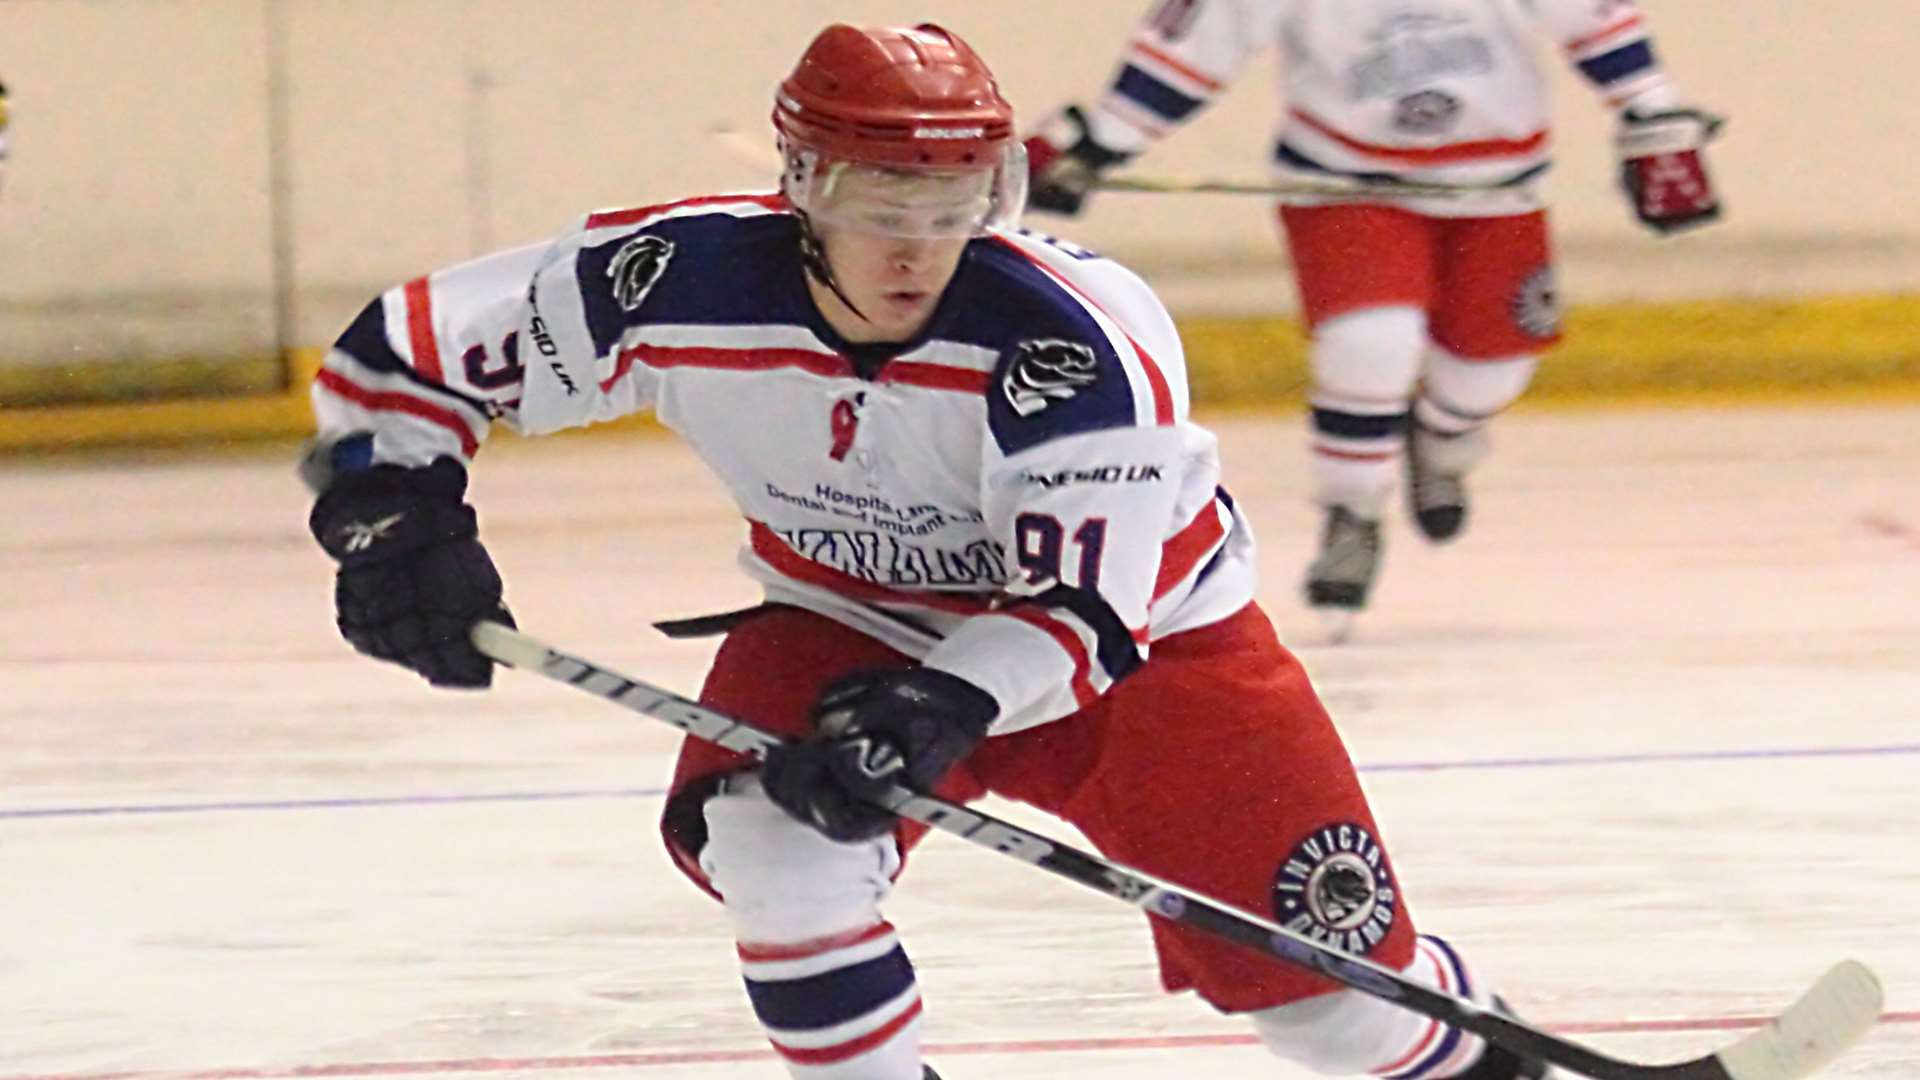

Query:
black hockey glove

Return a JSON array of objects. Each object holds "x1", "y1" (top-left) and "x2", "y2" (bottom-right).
[
  {"x1": 309, "y1": 456, "x2": 513, "y2": 689},
  {"x1": 762, "y1": 668, "x2": 999, "y2": 843},
  {"x1": 1023, "y1": 105, "x2": 1134, "y2": 216}
]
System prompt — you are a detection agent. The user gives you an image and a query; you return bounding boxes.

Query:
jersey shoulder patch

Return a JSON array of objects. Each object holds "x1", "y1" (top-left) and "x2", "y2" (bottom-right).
[
  {"x1": 572, "y1": 210, "x2": 803, "y2": 356},
  {"x1": 968, "y1": 236, "x2": 1162, "y2": 456},
  {"x1": 607, "y1": 235, "x2": 675, "y2": 312},
  {"x1": 985, "y1": 329, "x2": 1140, "y2": 456},
  {"x1": 1002, "y1": 338, "x2": 1101, "y2": 417}
]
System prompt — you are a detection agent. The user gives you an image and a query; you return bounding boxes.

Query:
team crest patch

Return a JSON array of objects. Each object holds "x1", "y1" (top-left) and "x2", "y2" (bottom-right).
[
  {"x1": 1271, "y1": 822, "x2": 1398, "y2": 955},
  {"x1": 1003, "y1": 339, "x2": 1100, "y2": 417},
  {"x1": 608, "y1": 235, "x2": 675, "y2": 312},
  {"x1": 1393, "y1": 90, "x2": 1461, "y2": 136},
  {"x1": 1510, "y1": 265, "x2": 1561, "y2": 339}
]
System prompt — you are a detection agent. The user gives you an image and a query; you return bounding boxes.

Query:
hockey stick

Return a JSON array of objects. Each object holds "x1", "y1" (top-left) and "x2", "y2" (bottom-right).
[
  {"x1": 1091, "y1": 173, "x2": 1506, "y2": 198},
  {"x1": 471, "y1": 620, "x2": 1883, "y2": 1080},
  {"x1": 708, "y1": 123, "x2": 1505, "y2": 200}
]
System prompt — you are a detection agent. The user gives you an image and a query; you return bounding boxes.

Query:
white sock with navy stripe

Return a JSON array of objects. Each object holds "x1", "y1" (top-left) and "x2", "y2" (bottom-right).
[
  {"x1": 740, "y1": 921, "x2": 925, "y2": 1079},
  {"x1": 1412, "y1": 348, "x2": 1539, "y2": 473},
  {"x1": 699, "y1": 779, "x2": 924, "y2": 1079},
  {"x1": 1250, "y1": 932, "x2": 1498, "y2": 1078},
  {"x1": 1380, "y1": 934, "x2": 1495, "y2": 1078},
  {"x1": 1307, "y1": 306, "x2": 1427, "y2": 515}
]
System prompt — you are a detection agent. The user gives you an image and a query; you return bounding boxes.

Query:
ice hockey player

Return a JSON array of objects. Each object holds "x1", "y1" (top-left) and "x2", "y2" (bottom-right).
[
  {"x1": 304, "y1": 21, "x2": 1550, "y2": 1080},
  {"x1": 1025, "y1": 0, "x2": 1723, "y2": 635},
  {"x1": 0, "y1": 79, "x2": 12, "y2": 196}
]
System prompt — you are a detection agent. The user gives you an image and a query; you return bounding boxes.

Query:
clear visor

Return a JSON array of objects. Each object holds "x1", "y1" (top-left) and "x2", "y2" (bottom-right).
[{"x1": 783, "y1": 142, "x2": 1028, "y2": 239}]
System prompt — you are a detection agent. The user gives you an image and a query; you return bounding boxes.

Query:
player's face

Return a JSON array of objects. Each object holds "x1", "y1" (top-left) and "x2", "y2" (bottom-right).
[
  {"x1": 809, "y1": 219, "x2": 972, "y2": 344},
  {"x1": 799, "y1": 160, "x2": 993, "y2": 342}
]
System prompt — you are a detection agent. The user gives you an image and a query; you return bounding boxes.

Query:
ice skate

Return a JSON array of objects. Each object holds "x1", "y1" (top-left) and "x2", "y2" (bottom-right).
[
  {"x1": 1304, "y1": 505, "x2": 1381, "y2": 642},
  {"x1": 1405, "y1": 420, "x2": 1474, "y2": 542}
]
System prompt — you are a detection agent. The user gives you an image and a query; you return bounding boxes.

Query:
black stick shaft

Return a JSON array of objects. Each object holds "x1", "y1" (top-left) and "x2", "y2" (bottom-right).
[{"x1": 475, "y1": 622, "x2": 1787, "y2": 1080}]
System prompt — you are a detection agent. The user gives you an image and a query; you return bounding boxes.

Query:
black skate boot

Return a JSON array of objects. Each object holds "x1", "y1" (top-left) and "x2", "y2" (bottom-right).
[
  {"x1": 1451, "y1": 998, "x2": 1550, "y2": 1079},
  {"x1": 923, "y1": 1067, "x2": 944, "y2": 1079},
  {"x1": 1404, "y1": 420, "x2": 1484, "y2": 543},
  {"x1": 1304, "y1": 505, "x2": 1382, "y2": 642}
]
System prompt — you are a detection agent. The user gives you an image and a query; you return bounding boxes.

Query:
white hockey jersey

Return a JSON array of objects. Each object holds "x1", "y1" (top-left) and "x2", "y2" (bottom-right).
[
  {"x1": 1085, "y1": 0, "x2": 1680, "y2": 214},
  {"x1": 311, "y1": 193, "x2": 1257, "y2": 735}
]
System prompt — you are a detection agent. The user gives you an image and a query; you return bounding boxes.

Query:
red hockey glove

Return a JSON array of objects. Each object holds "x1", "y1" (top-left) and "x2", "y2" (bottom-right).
[{"x1": 1616, "y1": 107, "x2": 1725, "y2": 235}]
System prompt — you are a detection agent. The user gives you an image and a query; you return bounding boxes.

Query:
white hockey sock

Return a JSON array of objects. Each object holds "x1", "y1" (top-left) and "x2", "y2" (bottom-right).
[
  {"x1": 1249, "y1": 933, "x2": 1494, "y2": 1078},
  {"x1": 701, "y1": 779, "x2": 924, "y2": 1079},
  {"x1": 1307, "y1": 307, "x2": 1427, "y2": 516},
  {"x1": 1412, "y1": 349, "x2": 1538, "y2": 475},
  {"x1": 740, "y1": 921, "x2": 926, "y2": 1080}
]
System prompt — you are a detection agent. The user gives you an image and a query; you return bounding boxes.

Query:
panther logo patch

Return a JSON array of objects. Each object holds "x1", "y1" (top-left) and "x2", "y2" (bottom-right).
[
  {"x1": 1003, "y1": 339, "x2": 1100, "y2": 417},
  {"x1": 607, "y1": 235, "x2": 675, "y2": 312},
  {"x1": 1271, "y1": 822, "x2": 1398, "y2": 955}
]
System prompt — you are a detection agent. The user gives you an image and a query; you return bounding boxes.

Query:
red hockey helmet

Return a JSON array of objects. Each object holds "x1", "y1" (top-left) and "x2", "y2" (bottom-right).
[{"x1": 774, "y1": 24, "x2": 1027, "y2": 237}]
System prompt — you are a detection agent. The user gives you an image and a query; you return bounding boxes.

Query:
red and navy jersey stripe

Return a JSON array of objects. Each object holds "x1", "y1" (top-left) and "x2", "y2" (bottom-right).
[
  {"x1": 1561, "y1": 9, "x2": 1665, "y2": 105},
  {"x1": 1114, "y1": 62, "x2": 1209, "y2": 123},
  {"x1": 316, "y1": 294, "x2": 493, "y2": 459}
]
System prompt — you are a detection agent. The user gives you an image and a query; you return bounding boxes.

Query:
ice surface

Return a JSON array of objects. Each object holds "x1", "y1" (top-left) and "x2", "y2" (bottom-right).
[{"x1": 1, "y1": 405, "x2": 1914, "y2": 1079}]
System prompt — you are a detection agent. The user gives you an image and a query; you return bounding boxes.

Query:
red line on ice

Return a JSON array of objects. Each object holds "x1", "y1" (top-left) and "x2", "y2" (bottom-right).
[{"x1": 4, "y1": 1012, "x2": 1914, "y2": 1079}]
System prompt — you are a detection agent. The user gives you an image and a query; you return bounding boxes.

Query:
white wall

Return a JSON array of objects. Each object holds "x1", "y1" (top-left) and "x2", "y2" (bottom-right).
[{"x1": 0, "y1": 0, "x2": 1915, "y2": 365}]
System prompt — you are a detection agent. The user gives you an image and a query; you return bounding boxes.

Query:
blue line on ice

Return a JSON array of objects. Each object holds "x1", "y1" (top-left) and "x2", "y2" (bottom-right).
[{"x1": 4, "y1": 743, "x2": 1916, "y2": 821}]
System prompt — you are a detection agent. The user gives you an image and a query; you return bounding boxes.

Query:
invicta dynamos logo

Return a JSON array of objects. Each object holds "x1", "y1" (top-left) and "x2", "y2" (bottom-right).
[
  {"x1": 1003, "y1": 339, "x2": 1100, "y2": 417},
  {"x1": 1271, "y1": 822, "x2": 1399, "y2": 955},
  {"x1": 608, "y1": 235, "x2": 675, "y2": 312}
]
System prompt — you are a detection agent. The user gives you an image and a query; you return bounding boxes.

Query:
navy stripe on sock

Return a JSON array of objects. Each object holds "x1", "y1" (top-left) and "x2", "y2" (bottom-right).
[
  {"x1": 1313, "y1": 408, "x2": 1408, "y2": 440},
  {"x1": 1423, "y1": 935, "x2": 1475, "y2": 1002},
  {"x1": 1398, "y1": 1024, "x2": 1464, "y2": 1079},
  {"x1": 743, "y1": 945, "x2": 914, "y2": 1032}
]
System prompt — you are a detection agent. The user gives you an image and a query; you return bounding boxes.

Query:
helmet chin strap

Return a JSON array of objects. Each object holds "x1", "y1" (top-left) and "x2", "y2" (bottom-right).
[{"x1": 797, "y1": 212, "x2": 872, "y2": 324}]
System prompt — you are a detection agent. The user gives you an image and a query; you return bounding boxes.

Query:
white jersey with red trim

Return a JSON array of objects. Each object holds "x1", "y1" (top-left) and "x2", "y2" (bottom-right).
[
  {"x1": 311, "y1": 193, "x2": 1256, "y2": 734},
  {"x1": 1086, "y1": 0, "x2": 1681, "y2": 215}
]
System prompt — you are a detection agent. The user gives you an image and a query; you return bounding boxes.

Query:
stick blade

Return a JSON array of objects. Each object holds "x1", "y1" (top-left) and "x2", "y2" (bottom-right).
[{"x1": 1712, "y1": 960, "x2": 1884, "y2": 1080}]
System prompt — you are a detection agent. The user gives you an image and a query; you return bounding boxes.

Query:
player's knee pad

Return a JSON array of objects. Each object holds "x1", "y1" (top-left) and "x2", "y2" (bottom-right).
[
  {"x1": 1306, "y1": 306, "x2": 1427, "y2": 513},
  {"x1": 698, "y1": 774, "x2": 902, "y2": 945},
  {"x1": 1417, "y1": 348, "x2": 1538, "y2": 435},
  {"x1": 1309, "y1": 306, "x2": 1428, "y2": 411}
]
